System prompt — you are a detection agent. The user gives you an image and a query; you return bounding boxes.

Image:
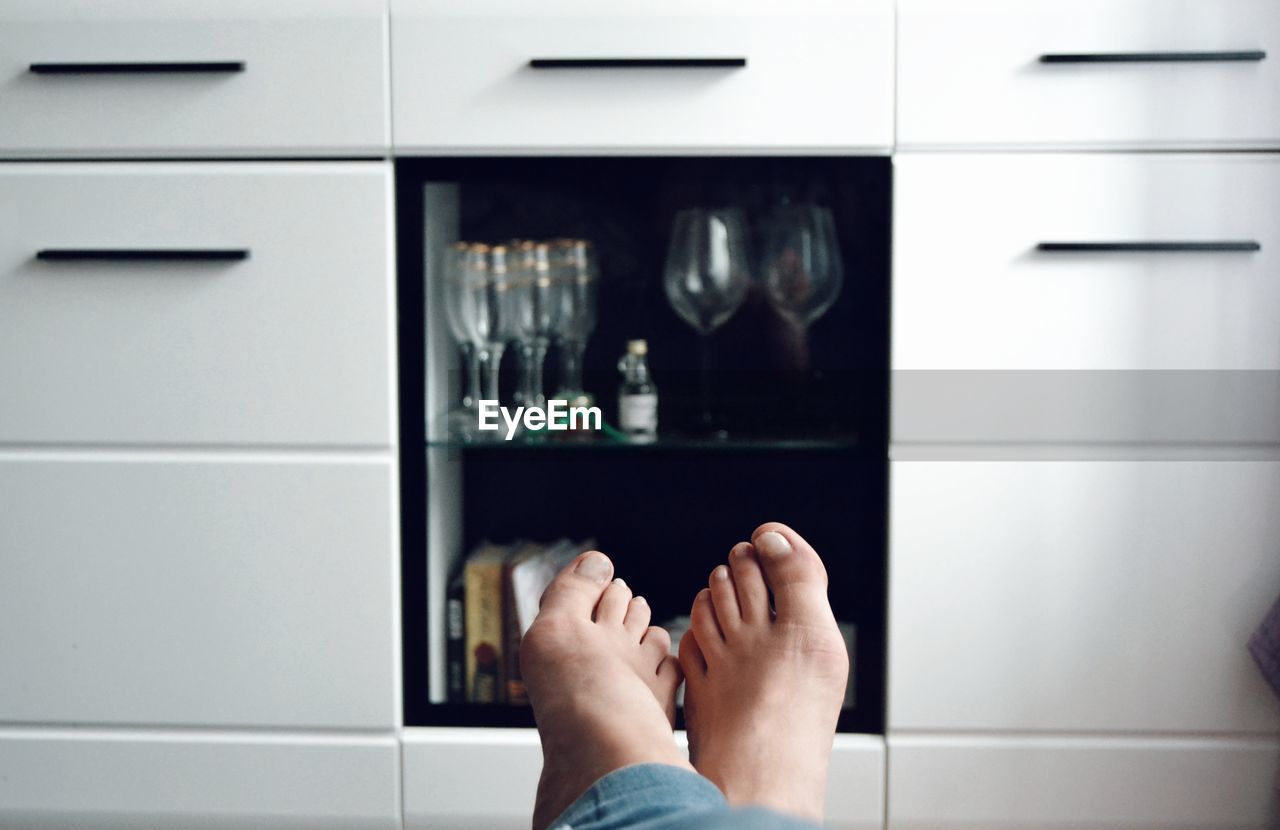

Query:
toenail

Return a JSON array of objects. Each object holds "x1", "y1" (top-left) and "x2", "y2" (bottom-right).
[
  {"x1": 713, "y1": 565, "x2": 729, "y2": 581},
  {"x1": 633, "y1": 596, "x2": 646, "y2": 604},
  {"x1": 613, "y1": 577, "x2": 626, "y2": 587},
  {"x1": 756, "y1": 530, "x2": 792, "y2": 557},
  {"x1": 575, "y1": 552, "x2": 612, "y2": 583}
]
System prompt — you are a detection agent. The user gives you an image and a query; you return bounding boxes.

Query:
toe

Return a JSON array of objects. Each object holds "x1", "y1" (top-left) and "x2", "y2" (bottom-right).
[
  {"x1": 538, "y1": 550, "x2": 615, "y2": 619},
  {"x1": 623, "y1": 595, "x2": 651, "y2": 639},
  {"x1": 752, "y1": 523, "x2": 832, "y2": 621},
  {"x1": 708, "y1": 564, "x2": 741, "y2": 632},
  {"x1": 728, "y1": 542, "x2": 770, "y2": 623},
  {"x1": 678, "y1": 628, "x2": 707, "y2": 678},
  {"x1": 594, "y1": 577, "x2": 632, "y2": 626},
  {"x1": 641, "y1": 624, "x2": 672, "y2": 661},
  {"x1": 690, "y1": 588, "x2": 725, "y2": 649}
]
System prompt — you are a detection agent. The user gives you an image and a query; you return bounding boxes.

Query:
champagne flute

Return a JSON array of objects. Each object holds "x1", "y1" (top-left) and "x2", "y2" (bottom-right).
[
  {"x1": 552, "y1": 239, "x2": 597, "y2": 404},
  {"x1": 761, "y1": 204, "x2": 843, "y2": 327},
  {"x1": 442, "y1": 241, "x2": 481, "y2": 441},
  {"x1": 663, "y1": 208, "x2": 750, "y2": 434},
  {"x1": 510, "y1": 241, "x2": 560, "y2": 411}
]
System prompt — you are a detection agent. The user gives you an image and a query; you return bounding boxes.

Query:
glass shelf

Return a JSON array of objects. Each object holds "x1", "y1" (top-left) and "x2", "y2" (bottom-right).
[{"x1": 424, "y1": 432, "x2": 863, "y2": 453}]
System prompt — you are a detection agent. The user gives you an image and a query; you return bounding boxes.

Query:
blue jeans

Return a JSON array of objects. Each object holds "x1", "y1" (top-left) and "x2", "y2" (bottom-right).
[{"x1": 551, "y1": 763, "x2": 822, "y2": 830}]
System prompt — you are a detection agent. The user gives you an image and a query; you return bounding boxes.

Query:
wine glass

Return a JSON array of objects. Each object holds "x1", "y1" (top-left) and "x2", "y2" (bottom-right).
[
  {"x1": 552, "y1": 239, "x2": 597, "y2": 404},
  {"x1": 761, "y1": 204, "x2": 843, "y2": 327},
  {"x1": 663, "y1": 208, "x2": 751, "y2": 434},
  {"x1": 509, "y1": 241, "x2": 560, "y2": 412},
  {"x1": 441, "y1": 241, "x2": 481, "y2": 441},
  {"x1": 458, "y1": 244, "x2": 515, "y2": 439}
]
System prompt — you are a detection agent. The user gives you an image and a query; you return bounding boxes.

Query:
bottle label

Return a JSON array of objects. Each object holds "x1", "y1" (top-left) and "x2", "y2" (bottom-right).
[{"x1": 619, "y1": 393, "x2": 658, "y2": 433}]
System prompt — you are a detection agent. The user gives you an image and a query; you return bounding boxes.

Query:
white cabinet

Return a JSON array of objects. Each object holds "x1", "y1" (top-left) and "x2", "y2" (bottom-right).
[
  {"x1": 0, "y1": 455, "x2": 398, "y2": 729},
  {"x1": 390, "y1": 0, "x2": 893, "y2": 154},
  {"x1": 0, "y1": 162, "x2": 394, "y2": 447},
  {"x1": 0, "y1": 0, "x2": 389, "y2": 157},
  {"x1": 0, "y1": 729, "x2": 401, "y2": 830},
  {"x1": 892, "y1": 153, "x2": 1280, "y2": 444},
  {"x1": 889, "y1": 460, "x2": 1280, "y2": 734},
  {"x1": 887, "y1": 734, "x2": 1280, "y2": 830},
  {"x1": 402, "y1": 729, "x2": 886, "y2": 830},
  {"x1": 897, "y1": 0, "x2": 1280, "y2": 150}
]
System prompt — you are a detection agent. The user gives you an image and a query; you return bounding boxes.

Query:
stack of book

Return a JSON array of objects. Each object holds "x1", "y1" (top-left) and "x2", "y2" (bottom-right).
[{"x1": 447, "y1": 539, "x2": 593, "y2": 704}]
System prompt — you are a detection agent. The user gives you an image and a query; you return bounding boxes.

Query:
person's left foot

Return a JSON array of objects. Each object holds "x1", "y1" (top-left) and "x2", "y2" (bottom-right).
[{"x1": 522, "y1": 551, "x2": 690, "y2": 830}]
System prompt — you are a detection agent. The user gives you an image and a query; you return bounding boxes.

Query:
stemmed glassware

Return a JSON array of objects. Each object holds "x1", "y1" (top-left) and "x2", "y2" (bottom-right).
[
  {"x1": 552, "y1": 239, "x2": 597, "y2": 404},
  {"x1": 662, "y1": 208, "x2": 751, "y2": 434},
  {"x1": 510, "y1": 241, "x2": 560, "y2": 411},
  {"x1": 442, "y1": 241, "x2": 482, "y2": 441},
  {"x1": 761, "y1": 204, "x2": 843, "y2": 327}
]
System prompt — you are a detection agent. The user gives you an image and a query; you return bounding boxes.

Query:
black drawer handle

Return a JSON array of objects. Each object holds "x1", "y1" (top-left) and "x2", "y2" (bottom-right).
[
  {"x1": 529, "y1": 58, "x2": 746, "y2": 69},
  {"x1": 1040, "y1": 50, "x2": 1265, "y2": 64},
  {"x1": 37, "y1": 249, "x2": 250, "y2": 262},
  {"x1": 1037, "y1": 241, "x2": 1261, "y2": 253},
  {"x1": 29, "y1": 61, "x2": 245, "y2": 75}
]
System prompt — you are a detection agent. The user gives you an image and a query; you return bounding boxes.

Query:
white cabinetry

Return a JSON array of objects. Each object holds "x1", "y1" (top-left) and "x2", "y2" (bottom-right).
[
  {"x1": 0, "y1": 163, "x2": 394, "y2": 447},
  {"x1": 890, "y1": 460, "x2": 1280, "y2": 734},
  {"x1": 892, "y1": 153, "x2": 1280, "y2": 445},
  {"x1": 0, "y1": 0, "x2": 390, "y2": 158},
  {"x1": 390, "y1": 0, "x2": 893, "y2": 154},
  {"x1": 402, "y1": 729, "x2": 887, "y2": 830},
  {"x1": 898, "y1": 0, "x2": 1280, "y2": 150}
]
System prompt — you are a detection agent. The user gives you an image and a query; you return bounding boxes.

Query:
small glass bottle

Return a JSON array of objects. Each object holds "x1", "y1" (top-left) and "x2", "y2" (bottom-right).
[{"x1": 618, "y1": 339, "x2": 658, "y2": 441}]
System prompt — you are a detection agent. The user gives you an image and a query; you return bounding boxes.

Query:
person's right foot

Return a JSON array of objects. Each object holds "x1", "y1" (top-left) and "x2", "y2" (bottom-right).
[{"x1": 678, "y1": 522, "x2": 849, "y2": 822}]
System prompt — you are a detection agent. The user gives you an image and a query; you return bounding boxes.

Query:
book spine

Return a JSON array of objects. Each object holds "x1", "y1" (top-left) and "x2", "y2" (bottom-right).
[
  {"x1": 446, "y1": 576, "x2": 465, "y2": 704},
  {"x1": 465, "y1": 559, "x2": 505, "y2": 703},
  {"x1": 503, "y1": 560, "x2": 527, "y2": 705}
]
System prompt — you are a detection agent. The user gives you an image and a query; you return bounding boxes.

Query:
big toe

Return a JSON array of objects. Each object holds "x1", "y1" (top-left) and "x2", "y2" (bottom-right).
[
  {"x1": 751, "y1": 523, "x2": 831, "y2": 619},
  {"x1": 539, "y1": 550, "x2": 615, "y2": 619}
]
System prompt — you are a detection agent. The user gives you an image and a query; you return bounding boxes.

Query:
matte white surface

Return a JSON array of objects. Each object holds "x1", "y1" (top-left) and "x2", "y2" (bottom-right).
[
  {"x1": 403, "y1": 728, "x2": 886, "y2": 830},
  {"x1": 390, "y1": 0, "x2": 893, "y2": 153},
  {"x1": 0, "y1": 728, "x2": 400, "y2": 830},
  {"x1": 887, "y1": 734, "x2": 1280, "y2": 830},
  {"x1": 889, "y1": 460, "x2": 1280, "y2": 734},
  {"x1": 0, "y1": 163, "x2": 395, "y2": 447},
  {"x1": 892, "y1": 153, "x2": 1280, "y2": 443},
  {"x1": 897, "y1": 0, "x2": 1280, "y2": 150},
  {"x1": 0, "y1": 0, "x2": 389, "y2": 157},
  {"x1": 0, "y1": 455, "x2": 399, "y2": 729}
]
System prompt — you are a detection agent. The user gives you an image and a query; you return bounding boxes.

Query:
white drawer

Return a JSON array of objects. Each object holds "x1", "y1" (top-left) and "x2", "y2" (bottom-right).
[
  {"x1": 889, "y1": 460, "x2": 1280, "y2": 734},
  {"x1": 897, "y1": 0, "x2": 1280, "y2": 150},
  {"x1": 390, "y1": 0, "x2": 893, "y2": 153},
  {"x1": 887, "y1": 735, "x2": 1280, "y2": 830},
  {"x1": 0, "y1": 456, "x2": 398, "y2": 729},
  {"x1": 0, "y1": 163, "x2": 393, "y2": 447},
  {"x1": 0, "y1": 0, "x2": 388, "y2": 157},
  {"x1": 0, "y1": 730, "x2": 400, "y2": 830},
  {"x1": 402, "y1": 728, "x2": 885, "y2": 830},
  {"x1": 892, "y1": 154, "x2": 1280, "y2": 444}
]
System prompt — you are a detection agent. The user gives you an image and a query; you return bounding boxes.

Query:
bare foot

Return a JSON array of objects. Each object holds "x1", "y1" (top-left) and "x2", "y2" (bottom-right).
[
  {"x1": 521, "y1": 550, "x2": 690, "y2": 830},
  {"x1": 679, "y1": 522, "x2": 849, "y2": 821}
]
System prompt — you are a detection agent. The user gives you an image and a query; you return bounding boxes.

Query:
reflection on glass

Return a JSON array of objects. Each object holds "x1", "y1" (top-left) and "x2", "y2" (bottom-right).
[{"x1": 762, "y1": 204, "x2": 843, "y2": 328}]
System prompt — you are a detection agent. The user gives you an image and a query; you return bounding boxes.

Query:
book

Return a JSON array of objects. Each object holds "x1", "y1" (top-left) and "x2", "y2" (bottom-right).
[
  {"x1": 464, "y1": 542, "x2": 511, "y2": 703},
  {"x1": 445, "y1": 567, "x2": 466, "y2": 704}
]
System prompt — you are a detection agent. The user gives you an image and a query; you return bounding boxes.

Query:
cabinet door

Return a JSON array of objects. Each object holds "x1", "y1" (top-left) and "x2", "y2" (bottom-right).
[
  {"x1": 889, "y1": 460, "x2": 1280, "y2": 734},
  {"x1": 887, "y1": 735, "x2": 1280, "y2": 830},
  {"x1": 897, "y1": 0, "x2": 1280, "y2": 150},
  {"x1": 390, "y1": 0, "x2": 893, "y2": 153},
  {"x1": 0, "y1": 0, "x2": 388, "y2": 157},
  {"x1": 0, "y1": 730, "x2": 400, "y2": 830},
  {"x1": 0, "y1": 163, "x2": 394, "y2": 447},
  {"x1": 402, "y1": 728, "x2": 886, "y2": 830},
  {"x1": 892, "y1": 154, "x2": 1280, "y2": 444},
  {"x1": 0, "y1": 456, "x2": 398, "y2": 729}
]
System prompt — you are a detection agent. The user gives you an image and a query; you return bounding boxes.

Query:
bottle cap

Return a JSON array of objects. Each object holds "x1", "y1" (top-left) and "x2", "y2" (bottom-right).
[{"x1": 627, "y1": 339, "x2": 648, "y2": 355}]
